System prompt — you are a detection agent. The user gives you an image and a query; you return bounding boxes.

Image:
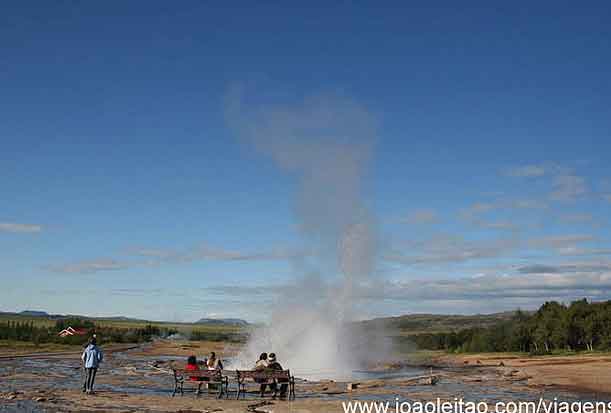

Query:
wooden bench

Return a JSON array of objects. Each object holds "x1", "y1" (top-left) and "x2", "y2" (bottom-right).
[
  {"x1": 235, "y1": 370, "x2": 295, "y2": 400},
  {"x1": 171, "y1": 368, "x2": 229, "y2": 398}
]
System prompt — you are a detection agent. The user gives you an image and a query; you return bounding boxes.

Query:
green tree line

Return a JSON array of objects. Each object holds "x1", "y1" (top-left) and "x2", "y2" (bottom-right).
[
  {"x1": 411, "y1": 299, "x2": 611, "y2": 354},
  {"x1": 190, "y1": 329, "x2": 248, "y2": 343}
]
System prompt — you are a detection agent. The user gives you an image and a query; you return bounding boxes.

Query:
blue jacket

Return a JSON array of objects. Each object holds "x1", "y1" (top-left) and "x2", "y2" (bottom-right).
[{"x1": 81, "y1": 344, "x2": 103, "y2": 368}]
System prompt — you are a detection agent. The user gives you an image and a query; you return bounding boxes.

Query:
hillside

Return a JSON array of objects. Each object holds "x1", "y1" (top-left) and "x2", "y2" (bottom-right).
[
  {"x1": 196, "y1": 318, "x2": 248, "y2": 326},
  {"x1": 0, "y1": 311, "x2": 248, "y2": 326},
  {"x1": 359, "y1": 311, "x2": 524, "y2": 336},
  {"x1": 3, "y1": 309, "x2": 518, "y2": 336}
]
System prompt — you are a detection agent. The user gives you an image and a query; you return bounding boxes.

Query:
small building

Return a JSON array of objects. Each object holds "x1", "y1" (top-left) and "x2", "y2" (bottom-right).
[{"x1": 57, "y1": 326, "x2": 88, "y2": 337}]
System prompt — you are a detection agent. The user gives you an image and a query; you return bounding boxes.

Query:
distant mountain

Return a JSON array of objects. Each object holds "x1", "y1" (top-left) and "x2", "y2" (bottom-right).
[
  {"x1": 0, "y1": 311, "x2": 152, "y2": 323},
  {"x1": 19, "y1": 310, "x2": 49, "y2": 317},
  {"x1": 96, "y1": 316, "x2": 146, "y2": 322},
  {"x1": 196, "y1": 318, "x2": 249, "y2": 326},
  {"x1": 0, "y1": 310, "x2": 249, "y2": 326}
]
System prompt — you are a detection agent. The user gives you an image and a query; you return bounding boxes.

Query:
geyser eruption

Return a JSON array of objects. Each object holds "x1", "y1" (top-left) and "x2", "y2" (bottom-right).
[{"x1": 225, "y1": 88, "x2": 386, "y2": 379}]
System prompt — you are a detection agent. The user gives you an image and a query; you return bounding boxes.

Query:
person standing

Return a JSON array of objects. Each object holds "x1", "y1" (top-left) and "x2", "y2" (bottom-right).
[{"x1": 81, "y1": 337, "x2": 103, "y2": 394}]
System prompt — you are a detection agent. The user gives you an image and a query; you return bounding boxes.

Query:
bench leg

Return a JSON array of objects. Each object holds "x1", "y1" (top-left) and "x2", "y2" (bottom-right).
[
  {"x1": 221, "y1": 377, "x2": 228, "y2": 399},
  {"x1": 236, "y1": 382, "x2": 244, "y2": 399},
  {"x1": 216, "y1": 380, "x2": 224, "y2": 399},
  {"x1": 172, "y1": 379, "x2": 184, "y2": 397},
  {"x1": 290, "y1": 379, "x2": 295, "y2": 400}
]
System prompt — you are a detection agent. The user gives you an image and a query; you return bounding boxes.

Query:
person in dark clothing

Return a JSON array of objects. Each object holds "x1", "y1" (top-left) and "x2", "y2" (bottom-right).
[{"x1": 267, "y1": 353, "x2": 288, "y2": 399}]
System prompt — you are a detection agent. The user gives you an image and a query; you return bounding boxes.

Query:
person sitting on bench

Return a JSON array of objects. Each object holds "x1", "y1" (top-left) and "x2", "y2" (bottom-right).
[
  {"x1": 207, "y1": 351, "x2": 223, "y2": 370},
  {"x1": 185, "y1": 355, "x2": 205, "y2": 394},
  {"x1": 254, "y1": 352, "x2": 269, "y2": 396},
  {"x1": 267, "y1": 353, "x2": 288, "y2": 399}
]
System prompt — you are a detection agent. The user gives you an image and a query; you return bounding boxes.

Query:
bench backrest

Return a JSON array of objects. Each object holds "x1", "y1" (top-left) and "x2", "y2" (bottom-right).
[
  {"x1": 236, "y1": 369, "x2": 291, "y2": 381},
  {"x1": 173, "y1": 368, "x2": 223, "y2": 379}
]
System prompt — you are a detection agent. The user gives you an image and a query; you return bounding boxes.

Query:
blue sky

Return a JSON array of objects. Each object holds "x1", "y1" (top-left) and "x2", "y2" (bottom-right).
[{"x1": 1, "y1": 2, "x2": 610, "y2": 322}]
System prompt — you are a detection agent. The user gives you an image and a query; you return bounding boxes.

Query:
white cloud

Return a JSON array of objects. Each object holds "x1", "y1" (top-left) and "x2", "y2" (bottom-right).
[
  {"x1": 550, "y1": 174, "x2": 588, "y2": 201},
  {"x1": 366, "y1": 272, "x2": 611, "y2": 301},
  {"x1": 400, "y1": 209, "x2": 438, "y2": 225},
  {"x1": 129, "y1": 244, "x2": 304, "y2": 264},
  {"x1": 478, "y1": 221, "x2": 517, "y2": 230},
  {"x1": 558, "y1": 213, "x2": 593, "y2": 223},
  {"x1": 205, "y1": 267, "x2": 611, "y2": 313},
  {"x1": 556, "y1": 247, "x2": 611, "y2": 257},
  {"x1": 503, "y1": 164, "x2": 547, "y2": 177},
  {"x1": 527, "y1": 234, "x2": 595, "y2": 249},
  {"x1": 385, "y1": 236, "x2": 517, "y2": 265},
  {"x1": 459, "y1": 201, "x2": 529, "y2": 231},
  {"x1": 126, "y1": 248, "x2": 181, "y2": 260},
  {"x1": 459, "y1": 199, "x2": 547, "y2": 221},
  {"x1": 517, "y1": 263, "x2": 611, "y2": 274},
  {"x1": 502, "y1": 164, "x2": 589, "y2": 202},
  {"x1": 47, "y1": 259, "x2": 128, "y2": 274},
  {"x1": 386, "y1": 233, "x2": 604, "y2": 269},
  {"x1": 0, "y1": 222, "x2": 43, "y2": 233},
  {"x1": 524, "y1": 235, "x2": 611, "y2": 257},
  {"x1": 459, "y1": 202, "x2": 496, "y2": 220},
  {"x1": 512, "y1": 199, "x2": 548, "y2": 209},
  {"x1": 48, "y1": 243, "x2": 304, "y2": 275}
]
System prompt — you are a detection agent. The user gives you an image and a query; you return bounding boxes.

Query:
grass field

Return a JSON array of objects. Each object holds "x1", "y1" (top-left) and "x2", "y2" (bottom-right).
[
  {"x1": 0, "y1": 310, "x2": 526, "y2": 358},
  {"x1": 0, "y1": 339, "x2": 84, "y2": 357},
  {"x1": 0, "y1": 310, "x2": 513, "y2": 348},
  {"x1": 0, "y1": 312, "x2": 248, "y2": 355},
  {"x1": 0, "y1": 313, "x2": 58, "y2": 328}
]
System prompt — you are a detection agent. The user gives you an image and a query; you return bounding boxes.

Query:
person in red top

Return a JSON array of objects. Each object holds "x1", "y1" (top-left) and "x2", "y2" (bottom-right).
[{"x1": 185, "y1": 355, "x2": 204, "y2": 394}]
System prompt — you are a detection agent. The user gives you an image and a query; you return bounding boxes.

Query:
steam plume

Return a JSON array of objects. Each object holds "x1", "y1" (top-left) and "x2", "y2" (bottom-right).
[{"x1": 224, "y1": 86, "x2": 384, "y2": 379}]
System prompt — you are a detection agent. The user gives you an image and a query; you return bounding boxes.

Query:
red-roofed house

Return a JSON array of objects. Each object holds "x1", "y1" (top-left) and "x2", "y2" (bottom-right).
[{"x1": 57, "y1": 326, "x2": 88, "y2": 337}]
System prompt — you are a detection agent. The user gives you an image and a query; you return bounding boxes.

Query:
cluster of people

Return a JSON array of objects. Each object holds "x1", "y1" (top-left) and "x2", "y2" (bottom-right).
[
  {"x1": 185, "y1": 351, "x2": 223, "y2": 371},
  {"x1": 80, "y1": 338, "x2": 289, "y2": 399},
  {"x1": 254, "y1": 352, "x2": 288, "y2": 399},
  {"x1": 184, "y1": 351, "x2": 288, "y2": 398}
]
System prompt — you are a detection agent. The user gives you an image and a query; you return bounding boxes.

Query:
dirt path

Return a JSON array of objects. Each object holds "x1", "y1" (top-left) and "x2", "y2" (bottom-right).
[
  {"x1": 434, "y1": 353, "x2": 611, "y2": 395},
  {"x1": 3, "y1": 341, "x2": 611, "y2": 412},
  {"x1": 4, "y1": 388, "x2": 349, "y2": 413}
]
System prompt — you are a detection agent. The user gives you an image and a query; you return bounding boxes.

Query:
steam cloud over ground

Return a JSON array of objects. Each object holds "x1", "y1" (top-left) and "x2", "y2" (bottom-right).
[{"x1": 224, "y1": 87, "x2": 391, "y2": 379}]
